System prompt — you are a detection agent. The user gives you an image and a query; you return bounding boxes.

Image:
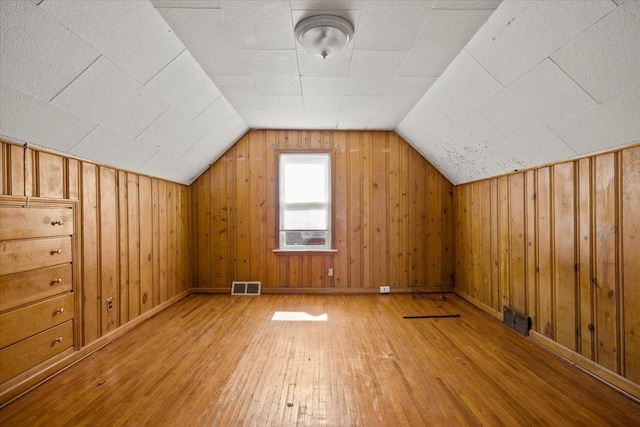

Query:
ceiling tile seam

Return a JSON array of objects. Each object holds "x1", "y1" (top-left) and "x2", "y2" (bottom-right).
[
  {"x1": 548, "y1": 56, "x2": 600, "y2": 105},
  {"x1": 545, "y1": 87, "x2": 640, "y2": 140},
  {"x1": 474, "y1": 107, "x2": 514, "y2": 143},
  {"x1": 47, "y1": 54, "x2": 103, "y2": 103},
  {"x1": 154, "y1": 6, "x2": 222, "y2": 11},
  {"x1": 66, "y1": 122, "x2": 102, "y2": 153},
  {"x1": 462, "y1": 47, "x2": 505, "y2": 93},
  {"x1": 142, "y1": 47, "x2": 187, "y2": 87},
  {"x1": 133, "y1": 105, "x2": 171, "y2": 140},
  {"x1": 540, "y1": 125, "x2": 579, "y2": 158},
  {"x1": 541, "y1": 0, "x2": 623, "y2": 63},
  {"x1": 341, "y1": 4, "x2": 366, "y2": 79}
]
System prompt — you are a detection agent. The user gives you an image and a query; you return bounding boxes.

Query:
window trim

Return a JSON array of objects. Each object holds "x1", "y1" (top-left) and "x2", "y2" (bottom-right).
[{"x1": 275, "y1": 149, "x2": 336, "y2": 252}]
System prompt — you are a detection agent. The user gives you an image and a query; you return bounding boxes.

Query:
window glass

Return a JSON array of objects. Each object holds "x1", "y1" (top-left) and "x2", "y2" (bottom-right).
[{"x1": 279, "y1": 153, "x2": 331, "y2": 249}]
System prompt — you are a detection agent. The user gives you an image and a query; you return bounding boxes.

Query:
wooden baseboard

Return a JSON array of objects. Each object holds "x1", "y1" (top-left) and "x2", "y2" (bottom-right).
[
  {"x1": 0, "y1": 290, "x2": 190, "y2": 408},
  {"x1": 454, "y1": 289, "x2": 640, "y2": 402},
  {"x1": 453, "y1": 289, "x2": 502, "y2": 320},
  {"x1": 529, "y1": 331, "x2": 640, "y2": 402},
  {"x1": 193, "y1": 286, "x2": 454, "y2": 295}
]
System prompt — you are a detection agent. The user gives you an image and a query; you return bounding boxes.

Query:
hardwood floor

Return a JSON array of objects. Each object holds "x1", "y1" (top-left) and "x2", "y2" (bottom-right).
[{"x1": 1, "y1": 294, "x2": 639, "y2": 426}]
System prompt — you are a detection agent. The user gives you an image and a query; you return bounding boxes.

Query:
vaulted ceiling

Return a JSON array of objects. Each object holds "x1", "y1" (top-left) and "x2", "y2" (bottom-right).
[{"x1": 1, "y1": 0, "x2": 638, "y2": 185}]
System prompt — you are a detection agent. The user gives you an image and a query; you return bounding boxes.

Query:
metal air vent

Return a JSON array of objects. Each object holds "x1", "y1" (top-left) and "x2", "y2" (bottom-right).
[{"x1": 231, "y1": 281, "x2": 261, "y2": 295}]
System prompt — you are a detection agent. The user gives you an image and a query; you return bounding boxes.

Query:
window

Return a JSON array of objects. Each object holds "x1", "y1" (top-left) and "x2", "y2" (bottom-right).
[{"x1": 278, "y1": 152, "x2": 331, "y2": 250}]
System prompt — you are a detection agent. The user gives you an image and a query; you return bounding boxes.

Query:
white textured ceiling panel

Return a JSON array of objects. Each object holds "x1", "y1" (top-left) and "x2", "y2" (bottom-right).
[
  {"x1": 0, "y1": 1, "x2": 100, "y2": 101},
  {"x1": 70, "y1": 126, "x2": 158, "y2": 172},
  {"x1": 477, "y1": 59, "x2": 597, "y2": 141},
  {"x1": 551, "y1": 1, "x2": 640, "y2": 104},
  {"x1": 51, "y1": 56, "x2": 169, "y2": 138},
  {"x1": 221, "y1": 1, "x2": 295, "y2": 50},
  {"x1": 465, "y1": 1, "x2": 615, "y2": 86},
  {"x1": 0, "y1": 84, "x2": 97, "y2": 152},
  {"x1": 41, "y1": 0, "x2": 185, "y2": 85},
  {"x1": 549, "y1": 89, "x2": 640, "y2": 156},
  {"x1": 490, "y1": 128, "x2": 577, "y2": 171},
  {"x1": 426, "y1": 51, "x2": 503, "y2": 122},
  {"x1": 138, "y1": 150, "x2": 200, "y2": 184},
  {"x1": 380, "y1": 76, "x2": 438, "y2": 111},
  {"x1": 399, "y1": 9, "x2": 494, "y2": 77},
  {"x1": 145, "y1": 50, "x2": 222, "y2": 120},
  {"x1": 4, "y1": 0, "x2": 639, "y2": 186},
  {"x1": 136, "y1": 108, "x2": 206, "y2": 156},
  {"x1": 355, "y1": 1, "x2": 433, "y2": 51}
]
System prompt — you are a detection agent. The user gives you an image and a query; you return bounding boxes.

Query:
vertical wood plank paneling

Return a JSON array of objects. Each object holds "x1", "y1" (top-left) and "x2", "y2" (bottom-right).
[
  {"x1": 158, "y1": 180, "x2": 168, "y2": 302},
  {"x1": 427, "y1": 164, "x2": 441, "y2": 287},
  {"x1": 235, "y1": 137, "x2": 250, "y2": 280},
  {"x1": 196, "y1": 169, "x2": 211, "y2": 287},
  {"x1": 348, "y1": 132, "x2": 363, "y2": 288},
  {"x1": 593, "y1": 153, "x2": 618, "y2": 372},
  {"x1": 509, "y1": 174, "x2": 526, "y2": 313},
  {"x1": 470, "y1": 182, "x2": 480, "y2": 299},
  {"x1": 2, "y1": 140, "x2": 191, "y2": 350},
  {"x1": 410, "y1": 147, "x2": 427, "y2": 287},
  {"x1": 118, "y1": 170, "x2": 129, "y2": 325},
  {"x1": 490, "y1": 179, "x2": 499, "y2": 311},
  {"x1": 249, "y1": 131, "x2": 265, "y2": 282},
  {"x1": 0, "y1": 142, "x2": 6, "y2": 194},
  {"x1": 99, "y1": 167, "x2": 118, "y2": 334},
  {"x1": 454, "y1": 144, "x2": 640, "y2": 389},
  {"x1": 167, "y1": 183, "x2": 177, "y2": 297},
  {"x1": 139, "y1": 176, "x2": 153, "y2": 313},
  {"x1": 441, "y1": 178, "x2": 454, "y2": 288},
  {"x1": 497, "y1": 176, "x2": 510, "y2": 310},
  {"x1": 361, "y1": 132, "x2": 373, "y2": 289},
  {"x1": 127, "y1": 174, "x2": 140, "y2": 318},
  {"x1": 192, "y1": 130, "x2": 454, "y2": 293},
  {"x1": 333, "y1": 131, "x2": 348, "y2": 288},
  {"x1": 36, "y1": 152, "x2": 64, "y2": 199},
  {"x1": 577, "y1": 158, "x2": 594, "y2": 358},
  {"x1": 9, "y1": 144, "x2": 25, "y2": 196},
  {"x1": 553, "y1": 162, "x2": 577, "y2": 351},
  {"x1": 81, "y1": 163, "x2": 99, "y2": 345},
  {"x1": 67, "y1": 158, "x2": 79, "y2": 200},
  {"x1": 152, "y1": 179, "x2": 161, "y2": 306},
  {"x1": 479, "y1": 180, "x2": 492, "y2": 303},
  {"x1": 621, "y1": 146, "x2": 640, "y2": 383},
  {"x1": 525, "y1": 171, "x2": 537, "y2": 325},
  {"x1": 537, "y1": 168, "x2": 553, "y2": 338},
  {"x1": 372, "y1": 132, "x2": 388, "y2": 288}
]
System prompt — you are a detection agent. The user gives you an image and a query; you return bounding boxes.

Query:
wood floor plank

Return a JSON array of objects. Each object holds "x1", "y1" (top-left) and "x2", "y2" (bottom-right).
[{"x1": 1, "y1": 294, "x2": 639, "y2": 426}]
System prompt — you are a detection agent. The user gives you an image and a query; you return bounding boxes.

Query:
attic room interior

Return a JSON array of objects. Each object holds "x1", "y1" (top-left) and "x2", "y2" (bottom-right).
[{"x1": 0, "y1": 0, "x2": 639, "y2": 424}]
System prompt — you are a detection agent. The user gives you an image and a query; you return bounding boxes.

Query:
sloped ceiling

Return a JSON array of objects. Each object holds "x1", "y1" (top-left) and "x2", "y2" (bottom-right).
[{"x1": 1, "y1": 1, "x2": 638, "y2": 186}]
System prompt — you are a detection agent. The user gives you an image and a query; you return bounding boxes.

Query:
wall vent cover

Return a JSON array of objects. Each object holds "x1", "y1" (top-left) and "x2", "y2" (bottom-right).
[
  {"x1": 231, "y1": 281, "x2": 261, "y2": 296},
  {"x1": 503, "y1": 306, "x2": 531, "y2": 336}
]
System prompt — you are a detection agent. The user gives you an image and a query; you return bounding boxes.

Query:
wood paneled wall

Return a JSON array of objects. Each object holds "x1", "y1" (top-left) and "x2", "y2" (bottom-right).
[
  {"x1": 454, "y1": 145, "x2": 640, "y2": 387},
  {"x1": 192, "y1": 130, "x2": 454, "y2": 292},
  {"x1": 0, "y1": 141, "x2": 191, "y2": 347}
]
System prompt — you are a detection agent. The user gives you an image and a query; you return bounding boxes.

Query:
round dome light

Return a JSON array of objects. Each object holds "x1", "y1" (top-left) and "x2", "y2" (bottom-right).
[{"x1": 294, "y1": 15, "x2": 354, "y2": 59}]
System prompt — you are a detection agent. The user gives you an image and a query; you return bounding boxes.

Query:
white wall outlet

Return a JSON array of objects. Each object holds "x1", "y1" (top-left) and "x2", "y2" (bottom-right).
[
  {"x1": 328, "y1": 267, "x2": 334, "y2": 277},
  {"x1": 380, "y1": 286, "x2": 390, "y2": 294}
]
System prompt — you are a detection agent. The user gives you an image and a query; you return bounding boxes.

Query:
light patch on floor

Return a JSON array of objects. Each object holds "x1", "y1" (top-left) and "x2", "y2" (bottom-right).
[{"x1": 271, "y1": 311, "x2": 328, "y2": 322}]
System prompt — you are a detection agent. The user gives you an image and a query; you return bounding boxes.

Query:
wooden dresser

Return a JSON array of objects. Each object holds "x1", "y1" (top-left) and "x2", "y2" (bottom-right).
[{"x1": 0, "y1": 197, "x2": 79, "y2": 389}]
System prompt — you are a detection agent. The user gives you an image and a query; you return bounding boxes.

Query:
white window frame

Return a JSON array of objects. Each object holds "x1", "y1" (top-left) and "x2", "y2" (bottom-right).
[{"x1": 278, "y1": 152, "x2": 332, "y2": 251}]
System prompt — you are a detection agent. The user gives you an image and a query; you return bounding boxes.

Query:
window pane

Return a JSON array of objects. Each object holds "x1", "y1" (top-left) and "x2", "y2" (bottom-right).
[{"x1": 279, "y1": 152, "x2": 331, "y2": 249}]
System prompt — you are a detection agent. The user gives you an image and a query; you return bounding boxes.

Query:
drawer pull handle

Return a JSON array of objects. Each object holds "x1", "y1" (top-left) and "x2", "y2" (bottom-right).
[
  {"x1": 55, "y1": 337, "x2": 63, "y2": 344},
  {"x1": 56, "y1": 308, "x2": 64, "y2": 314},
  {"x1": 53, "y1": 278, "x2": 63, "y2": 284},
  {"x1": 52, "y1": 220, "x2": 64, "y2": 226},
  {"x1": 52, "y1": 249, "x2": 62, "y2": 255}
]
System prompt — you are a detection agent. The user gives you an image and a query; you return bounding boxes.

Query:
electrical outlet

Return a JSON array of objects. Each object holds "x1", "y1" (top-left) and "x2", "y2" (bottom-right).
[
  {"x1": 380, "y1": 286, "x2": 390, "y2": 294},
  {"x1": 328, "y1": 267, "x2": 334, "y2": 277},
  {"x1": 106, "y1": 297, "x2": 113, "y2": 313}
]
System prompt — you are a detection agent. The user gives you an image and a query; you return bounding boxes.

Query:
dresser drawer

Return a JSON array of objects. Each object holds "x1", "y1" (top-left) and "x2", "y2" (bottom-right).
[
  {"x1": 0, "y1": 293, "x2": 74, "y2": 348},
  {"x1": 0, "y1": 321, "x2": 73, "y2": 383},
  {"x1": 0, "y1": 264, "x2": 73, "y2": 312},
  {"x1": 0, "y1": 206, "x2": 73, "y2": 240},
  {"x1": 0, "y1": 236, "x2": 72, "y2": 276}
]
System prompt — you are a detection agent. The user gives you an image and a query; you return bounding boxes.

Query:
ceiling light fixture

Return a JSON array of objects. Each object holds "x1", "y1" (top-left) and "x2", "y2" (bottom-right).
[{"x1": 294, "y1": 15, "x2": 354, "y2": 59}]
